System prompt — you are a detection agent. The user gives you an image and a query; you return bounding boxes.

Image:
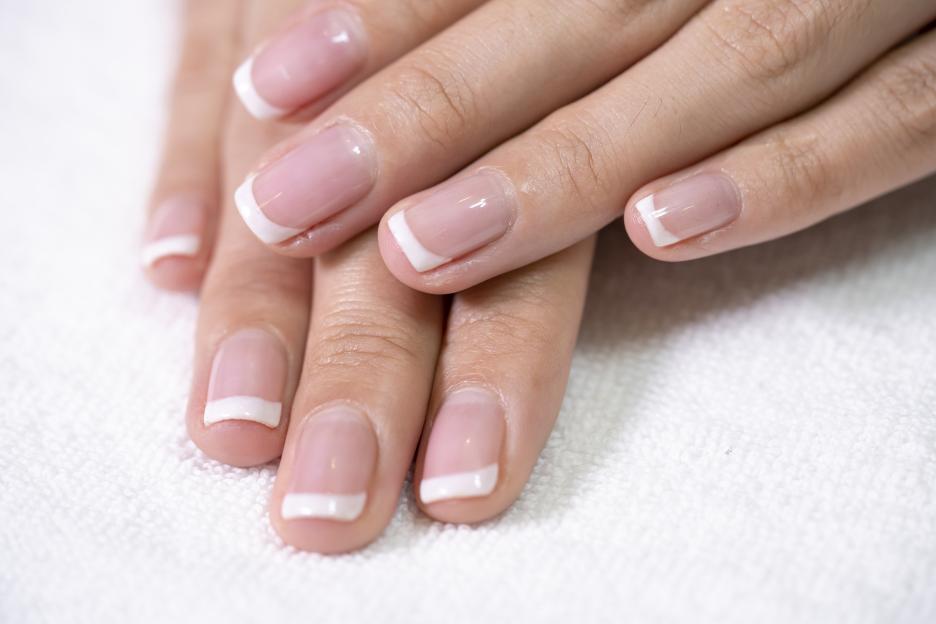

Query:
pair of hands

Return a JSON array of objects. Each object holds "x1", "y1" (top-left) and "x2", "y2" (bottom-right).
[{"x1": 143, "y1": 0, "x2": 936, "y2": 553}]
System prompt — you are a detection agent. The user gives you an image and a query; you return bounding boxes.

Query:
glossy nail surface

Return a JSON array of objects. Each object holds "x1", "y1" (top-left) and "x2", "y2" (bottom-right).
[
  {"x1": 204, "y1": 328, "x2": 288, "y2": 428},
  {"x1": 281, "y1": 405, "x2": 377, "y2": 522},
  {"x1": 635, "y1": 172, "x2": 742, "y2": 247},
  {"x1": 420, "y1": 388, "x2": 505, "y2": 504},
  {"x1": 233, "y1": 8, "x2": 365, "y2": 119},
  {"x1": 234, "y1": 125, "x2": 375, "y2": 245},
  {"x1": 388, "y1": 172, "x2": 514, "y2": 273},
  {"x1": 141, "y1": 195, "x2": 204, "y2": 268}
]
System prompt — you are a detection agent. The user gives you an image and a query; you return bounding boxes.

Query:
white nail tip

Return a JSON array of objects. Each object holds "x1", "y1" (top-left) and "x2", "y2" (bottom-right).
[
  {"x1": 234, "y1": 175, "x2": 304, "y2": 245},
  {"x1": 635, "y1": 195, "x2": 680, "y2": 247},
  {"x1": 203, "y1": 396, "x2": 282, "y2": 428},
  {"x1": 140, "y1": 235, "x2": 200, "y2": 268},
  {"x1": 419, "y1": 463, "x2": 499, "y2": 504},
  {"x1": 232, "y1": 57, "x2": 289, "y2": 121},
  {"x1": 387, "y1": 211, "x2": 450, "y2": 273},
  {"x1": 281, "y1": 493, "x2": 367, "y2": 521}
]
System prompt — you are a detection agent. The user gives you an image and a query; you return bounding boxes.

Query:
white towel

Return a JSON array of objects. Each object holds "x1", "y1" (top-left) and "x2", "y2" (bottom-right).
[{"x1": 1, "y1": 1, "x2": 933, "y2": 622}]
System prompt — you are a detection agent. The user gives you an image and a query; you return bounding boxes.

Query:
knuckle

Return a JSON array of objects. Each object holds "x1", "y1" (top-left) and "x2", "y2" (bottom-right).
[
  {"x1": 872, "y1": 49, "x2": 936, "y2": 148},
  {"x1": 702, "y1": 0, "x2": 836, "y2": 88},
  {"x1": 528, "y1": 119, "x2": 616, "y2": 217},
  {"x1": 448, "y1": 306, "x2": 556, "y2": 362},
  {"x1": 448, "y1": 272, "x2": 573, "y2": 363},
  {"x1": 381, "y1": 50, "x2": 482, "y2": 150},
  {"x1": 204, "y1": 257, "x2": 310, "y2": 311},
  {"x1": 309, "y1": 302, "x2": 423, "y2": 372},
  {"x1": 549, "y1": 0, "x2": 656, "y2": 25},
  {"x1": 761, "y1": 130, "x2": 839, "y2": 217}
]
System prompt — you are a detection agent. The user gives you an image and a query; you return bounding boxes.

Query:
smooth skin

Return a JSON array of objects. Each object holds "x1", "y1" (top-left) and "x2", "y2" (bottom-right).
[
  {"x1": 143, "y1": 0, "x2": 593, "y2": 553},
  {"x1": 230, "y1": 0, "x2": 936, "y2": 293}
]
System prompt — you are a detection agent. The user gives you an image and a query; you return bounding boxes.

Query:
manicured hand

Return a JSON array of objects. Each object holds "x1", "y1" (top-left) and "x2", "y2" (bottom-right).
[
  {"x1": 142, "y1": 0, "x2": 594, "y2": 553},
  {"x1": 229, "y1": 0, "x2": 936, "y2": 293}
]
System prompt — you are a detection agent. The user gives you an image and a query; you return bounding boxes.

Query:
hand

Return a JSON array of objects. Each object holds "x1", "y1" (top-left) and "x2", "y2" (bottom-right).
[
  {"x1": 142, "y1": 0, "x2": 593, "y2": 553},
  {"x1": 228, "y1": 0, "x2": 936, "y2": 293}
]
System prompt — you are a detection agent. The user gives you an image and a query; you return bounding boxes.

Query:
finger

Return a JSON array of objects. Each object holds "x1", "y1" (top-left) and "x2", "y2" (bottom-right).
[
  {"x1": 270, "y1": 231, "x2": 443, "y2": 553},
  {"x1": 625, "y1": 29, "x2": 936, "y2": 259},
  {"x1": 232, "y1": 0, "x2": 710, "y2": 255},
  {"x1": 414, "y1": 237, "x2": 594, "y2": 523},
  {"x1": 143, "y1": 0, "x2": 240, "y2": 291},
  {"x1": 233, "y1": 0, "x2": 487, "y2": 121},
  {"x1": 185, "y1": 102, "x2": 314, "y2": 467},
  {"x1": 377, "y1": 0, "x2": 936, "y2": 293}
]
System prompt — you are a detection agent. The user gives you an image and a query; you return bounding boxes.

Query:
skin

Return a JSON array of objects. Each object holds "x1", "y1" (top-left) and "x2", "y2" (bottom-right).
[
  {"x1": 144, "y1": 0, "x2": 593, "y2": 553},
  {"x1": 145, "y1": 0, "x2": 936, "y2": 553},
  {"x1": 229, "y1": 0, "x2": 935, "y2": 294}
]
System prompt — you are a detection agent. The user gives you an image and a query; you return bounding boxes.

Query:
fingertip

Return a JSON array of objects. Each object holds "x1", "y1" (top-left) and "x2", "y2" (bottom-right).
[
  {"x1": 143, "y1": 255, "x2": 207, "y2": 292},
  {"x1": 622, "y1": 202, "x2": 685, "y2": 263},
  {"x1": 416, "y1": 490, "x2": 512, "y2": 525},
  {"x1": 186, "y1": 408, "x2": 286, "y2": 468},
  {"x1": 268, "y1": 496, "x2": 384, "y2": 554},
  {"x1": 376, "y1": 219, "x2": 458, "y2": 295}
]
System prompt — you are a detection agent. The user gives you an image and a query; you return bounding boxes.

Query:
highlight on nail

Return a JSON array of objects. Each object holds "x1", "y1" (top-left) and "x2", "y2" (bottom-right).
[
  {"x1": 203, "y1": 328, "x2": 288, "y2": 429},
  {"x1": 281, "y1": 404, "x2": 377, "y2": 522},
  {"x1": 419, "y1": 387, "x2": 505, "y2": 504}
]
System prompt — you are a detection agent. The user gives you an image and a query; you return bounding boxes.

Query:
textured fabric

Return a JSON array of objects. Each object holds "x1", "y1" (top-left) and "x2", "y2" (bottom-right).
[{"x1": 1, "y1": 2, "x2": 934, "y2": 622}]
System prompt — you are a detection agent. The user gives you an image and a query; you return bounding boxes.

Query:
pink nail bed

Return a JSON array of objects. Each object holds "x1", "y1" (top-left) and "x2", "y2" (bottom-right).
[
  {"x1": 234, "y1": 124, "x2": 375, "y2": 245},
  {"x1": 420, "y1": 387, "x2": 505, "y2": 504},
  {"x1": 233, "y1": 8, "x2": 366, "y2": 120},
  {"x1": 204, "y1": 328, "x2": 288, "y2": 429},
  {"x1": 634, "y1": 172, "x2": 742, "y2": 247},
  {"x1": 141, "y1": 195, "x2": 204, "y2": 268},
  {"x1": 281, "y1": 405, "x2": 377, "y2": 522}
]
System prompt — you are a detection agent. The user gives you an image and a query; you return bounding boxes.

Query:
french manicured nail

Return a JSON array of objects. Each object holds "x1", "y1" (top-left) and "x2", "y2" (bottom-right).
[
  {"x1": 141, "y1": 196, "x2": 203, "y2": 268},
  {"x1": 420, "y1": 388, "x2": 505, "y2": 504},
  {"x1": 388, "y1": 172, "x2": 514, "y2": 273},
  {"x1": 635, "y1": 172, "x2": 742, "y2": 247},
  {"x1": 234, "y1": 124, "x2": 375, "y2": 245},
  {"x1": 233, "y1": 8, "x2": 366, "y2": 120},
  {"x1": 281, "y1": 405, "x2": 377, "y2": 522},
  {"x1": 204, "y1": 328, "x2": 287, "y2": 428}
]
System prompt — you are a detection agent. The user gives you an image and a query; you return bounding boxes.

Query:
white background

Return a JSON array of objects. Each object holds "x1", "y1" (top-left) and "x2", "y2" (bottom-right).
[{"x1": 0, "y1": 1, "x2": 934, "y2": 622}]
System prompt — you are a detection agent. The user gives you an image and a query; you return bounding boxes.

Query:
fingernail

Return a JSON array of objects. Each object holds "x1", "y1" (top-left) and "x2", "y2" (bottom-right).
[
  {"x1": 233, "y1": 8, "x2": 366, "y2": 120},
  {"x1": 388, "y1": 172, "x2": 514, "y2": 273},
  {"x1": 141, "y1": 195, "x2": 204, "y2": 268},
  {"x1": 634, "y1": 172, "x2": 742, "y2": 247},
  {"x1": 281, "y1": 405, "x2": 377, "y2": 522},
  {"x1": 420, "y1": 388, "x2": 505, "y2": 504},
  {"x1": 234, "y1": 124, "x2": 375, "y2": 245},
  {"x1": 204, "y1": 328, "x2": 287, "y2": 428}
]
